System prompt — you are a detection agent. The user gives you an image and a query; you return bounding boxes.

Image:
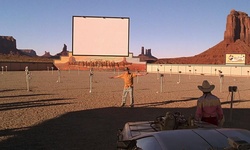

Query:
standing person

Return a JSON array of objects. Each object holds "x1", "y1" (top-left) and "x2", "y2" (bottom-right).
[
  {"x1": 109, "y1": 67, "x2": 148, "y2": 107},
  {"x1": 195, "y1": 80, "x2": 224, "y2": 126}
]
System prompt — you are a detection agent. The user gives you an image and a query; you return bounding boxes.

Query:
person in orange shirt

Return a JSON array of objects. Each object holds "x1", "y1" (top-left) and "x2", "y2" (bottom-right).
[
  {"x1": 109, "y1": 67, "x2": 148, "y2": 107},
  {"x1": 195, "y1": 80, "x2": 224, "y2": 126}
]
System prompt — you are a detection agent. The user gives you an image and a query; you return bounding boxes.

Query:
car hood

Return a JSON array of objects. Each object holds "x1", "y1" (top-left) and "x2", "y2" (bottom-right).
[
  {"x1": 118, "y1": 121, "x2": 250, "y2": 149},
  {"x1": 153, "y1": 128, "x2": 250, "y2": 149}
]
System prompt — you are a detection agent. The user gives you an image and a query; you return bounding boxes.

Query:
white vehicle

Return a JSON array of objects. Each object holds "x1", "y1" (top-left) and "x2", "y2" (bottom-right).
[{"x1": 117, "y1": 112, "x2": 250, "y2": 150}]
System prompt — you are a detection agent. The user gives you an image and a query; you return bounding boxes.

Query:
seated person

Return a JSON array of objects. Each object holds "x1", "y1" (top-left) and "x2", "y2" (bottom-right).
[{"x1": 195, "y1": 80, "x2": 224, "y2": 126}]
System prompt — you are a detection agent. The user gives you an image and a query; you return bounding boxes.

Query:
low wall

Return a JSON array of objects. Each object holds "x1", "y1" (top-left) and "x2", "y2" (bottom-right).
[{"x1": 0, "y1": 62, "x2": 56, "y2": 71}]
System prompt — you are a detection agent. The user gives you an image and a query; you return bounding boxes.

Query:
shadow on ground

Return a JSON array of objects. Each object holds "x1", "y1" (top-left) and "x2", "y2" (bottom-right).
[
  {"x1": 0, "y1": 105, "x2": 249, "y2": 149},
  {"x1": 0, "y1": 98, "x2": 74, "y2": 111}
]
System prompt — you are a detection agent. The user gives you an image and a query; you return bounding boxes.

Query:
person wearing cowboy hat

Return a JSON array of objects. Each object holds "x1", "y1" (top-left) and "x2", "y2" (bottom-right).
[
  {"x1": 195, "y1": 80, "x2": 224, "y2": 126},
  {"x1": 109, "y1": 67, "x2": 148, "y2": 107}
]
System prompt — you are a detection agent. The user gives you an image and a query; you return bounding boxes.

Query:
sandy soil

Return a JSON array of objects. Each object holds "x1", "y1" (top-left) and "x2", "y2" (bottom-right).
[{"x1": 0, "y1": 70, "x2": 250, "y2": 149}]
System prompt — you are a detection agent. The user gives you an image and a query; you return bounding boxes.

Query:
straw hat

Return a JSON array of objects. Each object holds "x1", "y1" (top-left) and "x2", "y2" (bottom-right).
[{"x1": 198, "y1": 80, "x2": 215, "y2": 92}]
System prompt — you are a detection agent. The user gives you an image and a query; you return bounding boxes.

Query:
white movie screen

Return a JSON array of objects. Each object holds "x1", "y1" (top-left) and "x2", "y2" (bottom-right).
[{"x1": 72, "y1": 16, "x2": 129, "y2": 56}]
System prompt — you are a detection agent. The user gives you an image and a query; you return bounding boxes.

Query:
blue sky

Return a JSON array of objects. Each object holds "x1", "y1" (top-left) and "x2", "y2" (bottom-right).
[{"x1": 1, "y1": 0, "x2": 249, "y2": 58}]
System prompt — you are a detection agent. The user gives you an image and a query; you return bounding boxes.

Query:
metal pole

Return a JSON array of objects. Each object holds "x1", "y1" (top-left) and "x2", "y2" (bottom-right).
[
  {"x1": 89, "y1": 75, "x2": 92, "y2": 93},
  {"x1": 136, "y1": 70, "x2": 139, "y2": 83},
  {"x1": 57, "y1": 69, "x2": 61, "y2": 83},
  {"x1": 157, "y1": 68, "x2": 159, "y2": 79},
  {"x1": 51, "y1": 67, "x2": 54, "y2": 75},
  {"x1": 89, "y1": 69, "x2": 93, "y2": 93},
  {"x1": 219, "y1": 71, "x2": 223, "y2": 92},
  {"x1": 160, "y1": 74, "x2": 163, "y2": 92},
  {"x1": 229, "y1": 91, "x2": 234, "y2": 122},
  {"x1": 219, "y1": 75, "x2": 223, "y2": 92},
  {"x1": 177, "y1": 71, "x2": 181, "y2": 84},
  {"x1": 25, "y1": 66, "x2": 30, "y2": 91}
]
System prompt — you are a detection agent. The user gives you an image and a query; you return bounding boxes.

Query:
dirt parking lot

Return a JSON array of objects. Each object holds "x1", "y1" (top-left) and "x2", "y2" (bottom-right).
[{"x1": 0, "y1": 70, "x2": 250, "y2": 149}]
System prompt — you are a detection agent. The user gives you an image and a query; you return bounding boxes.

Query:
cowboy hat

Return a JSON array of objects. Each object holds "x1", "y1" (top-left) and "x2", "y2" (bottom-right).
[{"x1": 198, "y1": 80, "x2": 215, "y2": 92}]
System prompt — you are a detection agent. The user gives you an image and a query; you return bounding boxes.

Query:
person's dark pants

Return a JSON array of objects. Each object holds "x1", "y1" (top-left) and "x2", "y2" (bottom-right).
[{"x1": 201, "y1": 117, "x2": 218, "y2": 126}]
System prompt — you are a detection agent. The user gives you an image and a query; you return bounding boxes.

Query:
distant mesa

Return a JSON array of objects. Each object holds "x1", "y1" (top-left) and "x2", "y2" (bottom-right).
[
  {"x1": 20, "y1": 49, "x2": 37, "y2": 57},
  {"x1": 40, "y1": 44, "x2": 69, "y2": 58},
  {"x1": 0, "y1": 36, "x2": 19, "y2": 55},
  {"x1": 0, "y1": 36, "x2": 37, "y2": 56},
  {"x1": 0, "y1": 35, "x2": 68, "y2": 59}
]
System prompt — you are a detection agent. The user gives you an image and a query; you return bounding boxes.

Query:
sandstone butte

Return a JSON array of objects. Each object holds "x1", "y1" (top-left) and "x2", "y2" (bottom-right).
[{"x1": 155, "y1": 9, "x2": 250, "y2": 64}]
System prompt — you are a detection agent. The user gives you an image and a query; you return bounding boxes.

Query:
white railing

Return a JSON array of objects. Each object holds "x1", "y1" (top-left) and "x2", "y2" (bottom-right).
[{"x1": 147, "y1": 64, "x2": 250, "y2": 77}]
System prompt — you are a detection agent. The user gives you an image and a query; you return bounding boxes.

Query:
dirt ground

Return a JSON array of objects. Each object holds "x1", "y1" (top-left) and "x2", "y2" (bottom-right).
[{"x1": 0, "y1": 70, "x2": 250, "y2": 149}]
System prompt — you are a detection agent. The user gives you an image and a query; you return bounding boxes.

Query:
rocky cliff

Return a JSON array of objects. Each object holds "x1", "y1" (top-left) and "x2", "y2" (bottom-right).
[
  {"x1": 224, "y1": 9, "x2": 250, "y2": 45},
  {"x1": 56, "y1": 44, "x2": 68, "y2": 56},
  {"x1": 0, "y1": 36, "x2": 18, "y2": 54},
  {"x1": 138, "y1": 46, "x2": 157, "y2": 62}
]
